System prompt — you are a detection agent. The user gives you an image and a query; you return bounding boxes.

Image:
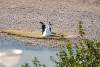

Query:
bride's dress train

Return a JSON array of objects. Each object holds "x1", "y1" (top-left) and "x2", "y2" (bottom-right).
[{"x1": 43, "y1": 24, "x2": 52, "y2": 37}]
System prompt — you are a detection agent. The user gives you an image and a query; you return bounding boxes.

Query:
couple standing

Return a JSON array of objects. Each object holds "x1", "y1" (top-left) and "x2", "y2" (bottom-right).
[{"x1": 40, "y1": 22, "x2": 53, "y2": 37}]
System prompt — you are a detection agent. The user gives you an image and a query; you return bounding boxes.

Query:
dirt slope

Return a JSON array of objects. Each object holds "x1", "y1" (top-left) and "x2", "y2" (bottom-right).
[{"x1": 0, "y1": 0, "x2": 100, "y2": 39}]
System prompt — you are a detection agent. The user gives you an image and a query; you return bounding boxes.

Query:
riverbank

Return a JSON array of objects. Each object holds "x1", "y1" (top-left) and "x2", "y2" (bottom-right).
[{"x1": 0, "y1": 31, "x2": 79, "y2": 48}]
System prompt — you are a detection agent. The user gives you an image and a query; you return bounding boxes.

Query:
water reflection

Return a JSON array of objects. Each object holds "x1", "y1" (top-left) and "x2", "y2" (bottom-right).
[{"x1": 0, "y1": 36, "x2": 59, "y2": 67}]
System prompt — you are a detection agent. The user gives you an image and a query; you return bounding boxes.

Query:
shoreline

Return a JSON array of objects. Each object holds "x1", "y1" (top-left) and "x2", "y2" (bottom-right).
[{"x1": 0, "y1": 32, "x2": 79, "y2": 48}]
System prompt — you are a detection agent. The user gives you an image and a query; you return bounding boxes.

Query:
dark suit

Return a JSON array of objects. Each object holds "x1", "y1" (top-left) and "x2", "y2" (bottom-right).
[
  {"x1": 40, "y1": 22, "x2": 46, "y2": 34},
  {"x1": 42, "y1": 24, "x2": 45, "y2": 34}
]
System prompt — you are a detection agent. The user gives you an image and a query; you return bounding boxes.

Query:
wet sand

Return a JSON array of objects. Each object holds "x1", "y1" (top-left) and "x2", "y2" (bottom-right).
[{"x1": 0, "y1": 54, "x2": 21, "y2": 67}]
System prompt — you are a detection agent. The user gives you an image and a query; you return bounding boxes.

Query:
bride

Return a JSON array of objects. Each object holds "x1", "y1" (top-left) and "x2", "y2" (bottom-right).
[
  {"x1": 43, "y1": 22, "x2": 52, "y2": 37},
  {"x1": 40, "y1": 22, "x2": 52, "y2": 37}
]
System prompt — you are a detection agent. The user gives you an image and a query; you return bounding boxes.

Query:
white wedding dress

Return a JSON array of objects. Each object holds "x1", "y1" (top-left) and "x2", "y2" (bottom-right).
[{"x1": 43, "y1": 24, "x2": 52, "y2": 37}]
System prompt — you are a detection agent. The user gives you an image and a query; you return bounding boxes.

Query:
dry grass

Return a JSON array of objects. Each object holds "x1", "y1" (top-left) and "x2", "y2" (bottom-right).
[
  {"x1": 0, "y1": 29, "x2": 79, "y2": 39},
  {"x1": 0, "y1": 29, "x2": 42, "y2": 38}
]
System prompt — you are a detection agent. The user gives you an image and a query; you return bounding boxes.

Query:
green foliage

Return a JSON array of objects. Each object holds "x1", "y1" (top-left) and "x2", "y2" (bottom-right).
[
  {"x1": 78, "y1": 21, "x2": 85, "y2": 38},
  {"x1": 32, "y1": 57, "x2": 41, "y2": 67},
  {"x1": 22, "y1": 57, "x2": 46, "y2": 67},
  {"x1": 53, "y1": 21, "x2": 100, "y2": 67},
  {"x1": 22, "y1": 63, "x2": 30, "y2": 67}
]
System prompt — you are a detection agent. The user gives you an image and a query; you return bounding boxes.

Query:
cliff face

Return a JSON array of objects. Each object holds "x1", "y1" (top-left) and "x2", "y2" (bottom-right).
[{"x1": 0, "y1": 0, "x2": 100, "y2": 39}]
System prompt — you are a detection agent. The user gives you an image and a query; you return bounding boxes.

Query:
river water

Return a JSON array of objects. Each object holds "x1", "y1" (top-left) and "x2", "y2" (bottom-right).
[{"x1": 0, "y1": 36, "x2": 59, "y2": 67}]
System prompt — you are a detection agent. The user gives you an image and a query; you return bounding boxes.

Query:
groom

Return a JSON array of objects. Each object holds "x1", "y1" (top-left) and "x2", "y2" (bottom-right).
[{"x1": 39, "y1": 22, "x2": 46, "y2": 34}]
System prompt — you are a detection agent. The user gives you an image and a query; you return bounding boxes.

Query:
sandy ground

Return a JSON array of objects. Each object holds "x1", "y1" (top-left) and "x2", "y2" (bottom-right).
[
  {"x1": 0, "y1": 54, "x2": 21, "y2": 67},
  {"x1": 0, "y1": 49, "x2": 22, "y2": 67}
]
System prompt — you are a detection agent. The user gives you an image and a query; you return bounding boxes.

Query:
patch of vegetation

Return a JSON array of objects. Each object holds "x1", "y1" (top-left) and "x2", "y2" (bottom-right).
[{"x1": 22, "y1": 57, "x2": 46, "y2": 67}]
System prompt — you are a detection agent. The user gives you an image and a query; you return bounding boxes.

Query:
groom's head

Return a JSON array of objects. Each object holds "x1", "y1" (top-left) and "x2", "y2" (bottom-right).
[{"x1": 40, "y1": 22, "x2": 44, "y2": 25}]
